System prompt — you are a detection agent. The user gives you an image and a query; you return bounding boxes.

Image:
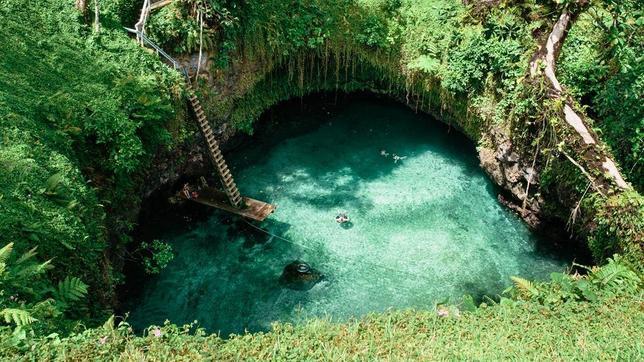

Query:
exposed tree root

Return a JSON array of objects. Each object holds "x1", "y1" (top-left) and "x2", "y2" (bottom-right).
[{"x1": 529, "y1": 8, "x2": 630, "y2": 193}]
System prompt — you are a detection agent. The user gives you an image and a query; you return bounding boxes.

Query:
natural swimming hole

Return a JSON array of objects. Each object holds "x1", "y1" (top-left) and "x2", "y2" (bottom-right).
[{"x1": 126, "y1": 97, "x2": 572, "y2": 337}]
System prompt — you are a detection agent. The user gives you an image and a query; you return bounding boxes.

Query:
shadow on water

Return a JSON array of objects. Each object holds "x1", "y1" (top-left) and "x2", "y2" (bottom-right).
[{"x1": 124, "y1": 92, "x2": 581, "y2": 337}]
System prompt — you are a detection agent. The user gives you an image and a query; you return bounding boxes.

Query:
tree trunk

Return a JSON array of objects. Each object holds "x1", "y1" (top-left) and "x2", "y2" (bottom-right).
[
  {"x1": 528, "y1": 8, "x2": 630, "y2": 194},
  {"x1": 93, "y1": 0, "x2": 100, "y2": 33},
  {"x1": 76, "y1": 0, "x2": 87, "y2": 15},
  {"x1": 135, "y1": 0, "x2": 151, "y2": 44}
]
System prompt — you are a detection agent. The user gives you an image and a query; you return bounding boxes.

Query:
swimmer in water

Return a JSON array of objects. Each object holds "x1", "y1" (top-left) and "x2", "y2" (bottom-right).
[
  {"x1": 335, "y1": 213, "x2": 350, "y2": 223},
  {"x1": 392, "y1": 154, "x2": 407, "y2": 163}
]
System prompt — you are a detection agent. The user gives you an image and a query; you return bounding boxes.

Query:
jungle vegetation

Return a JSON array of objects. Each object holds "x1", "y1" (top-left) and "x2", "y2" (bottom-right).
[{"x1": 0, "y1": 0, "x2": 642, "y2": 359}]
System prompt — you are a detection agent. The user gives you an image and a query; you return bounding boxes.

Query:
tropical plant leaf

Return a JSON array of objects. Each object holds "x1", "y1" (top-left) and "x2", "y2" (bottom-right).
[
  {"x1": 45, "y1": 172, "x2": 64, "y2": 194},
  {"x1": 15, "y1": 246, "x2": 38, "y2": 265},
  {"x1": 0, "y1": 308, "x2": 37, "y2": 326},
  {"x1": 0, "y1": 243, "x2": 14, "y2": 264},
  {"x1": 103, "y1": 315, "x2": 115, "y2": 331},
  {"x1": 511, "y1": 276, "x2": 540, "y2": 299},
  {"x1": 590, "y1": 258, "x2": 640, "y2": 292},
  {"x1": 54, "y1": 276, "x2": 88, "y2": 303}
]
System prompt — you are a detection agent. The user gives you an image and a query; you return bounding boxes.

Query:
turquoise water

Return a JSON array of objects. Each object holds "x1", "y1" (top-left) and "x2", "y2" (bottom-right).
[{"x1": 128, "y1": 99, "x2": 569, "y2": 337}]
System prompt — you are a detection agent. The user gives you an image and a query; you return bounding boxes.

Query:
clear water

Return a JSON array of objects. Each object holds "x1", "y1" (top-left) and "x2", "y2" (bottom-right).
[{"x1": 128, "y1": 99, "x2": 569, "y2": 337}]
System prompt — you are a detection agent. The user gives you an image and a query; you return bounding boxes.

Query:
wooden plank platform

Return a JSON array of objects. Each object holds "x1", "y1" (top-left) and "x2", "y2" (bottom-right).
[{"x1": 179, "y1": 186, "x2": 275, "y2": 222}]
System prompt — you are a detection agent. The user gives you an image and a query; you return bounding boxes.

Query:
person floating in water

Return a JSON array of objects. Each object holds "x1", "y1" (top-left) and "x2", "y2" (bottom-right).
[
  {"x1": 392, "y1": 154, "x2": 407, "y2": 163},
  {"x1": 335, "y1": 213, "x2": 350, "y2": 223}
]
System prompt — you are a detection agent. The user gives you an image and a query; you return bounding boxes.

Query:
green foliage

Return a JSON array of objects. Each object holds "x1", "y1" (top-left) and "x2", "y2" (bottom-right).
[
  {"x1": 139, "y1": 240, "x2": 175, "y2": 275},
  {"x1": 53, "y1": 277, "x2": 89, "y2": 305},
  {"x1": 0, "y1": 0, "x2": 183, "y2": 326},
  {"x1": 4, "y1": 257, "x2": 642, "y2": 360},
  {"x1": 0, "y1": 0, "x2": 642, "y2": 354},
  {"x1": 0, "y1": 309, "x2": 37, "y2": 328},
  {"x1": 147, "y1": 3, "x2": 207, "y2": 54},
  {"x1": 355, "y1": 9, "x2": 392, "y2": 48},
  {"x1": 507, "y1": 255, "x2": 641, "y2": 307},
  {"x1": 588, "y1": 191, "x2": 644, "y2": 262},
  {"x1": 559, "y1": 5, "x2": 643, "y2": 191},
  {"x1": 0, "y1": 242, "x2": 87, "y2": 349}
]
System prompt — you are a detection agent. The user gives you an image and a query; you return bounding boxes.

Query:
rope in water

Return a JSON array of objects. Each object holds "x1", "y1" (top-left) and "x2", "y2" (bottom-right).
[{"x1": 241, "y1": 219, "x2": 438, "y2": 283}]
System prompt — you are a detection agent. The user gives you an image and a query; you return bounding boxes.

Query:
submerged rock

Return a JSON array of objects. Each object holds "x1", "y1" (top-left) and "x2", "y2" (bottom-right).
[{"x1": 280, "y1": 261, "x2": 323, "y2": 291}]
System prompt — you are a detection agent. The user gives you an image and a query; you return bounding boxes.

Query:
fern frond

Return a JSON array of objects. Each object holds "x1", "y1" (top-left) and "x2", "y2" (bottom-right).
[
  {"x1": 0, "y1": 308, "x2": 37, "y2": 326},
  {"x1": 0, "y1": 243, "x2": 14, "y2": 264},
  {"x1": 15, "y1": 246, "x2": 38, "y2": 265},
  {"x1": 511, "y1": 276, "x2": 540, "y2": 299},
  {"x1": 55, "y1": 276, "x2": 88, "y2": 302},
  {"x1": 13, "y1": 262, "x2": 48, "y2": 279},
  {"x1": 590, "y1": 260, "x2": 640, "y2": 288}
]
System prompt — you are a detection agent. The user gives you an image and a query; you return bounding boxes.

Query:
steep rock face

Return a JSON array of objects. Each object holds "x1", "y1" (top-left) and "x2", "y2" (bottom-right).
[
  {"x1": 478, "y1": 126, "x2": 543, "y2": 229},
  {"x1": 138, "y1": 120, "x2": 241, "y2": 201}
]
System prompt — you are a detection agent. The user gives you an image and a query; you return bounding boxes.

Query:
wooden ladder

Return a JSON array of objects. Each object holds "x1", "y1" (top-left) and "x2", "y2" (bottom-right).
[{"x1": 186, "y1": 83, "x2": 243, "y2": 208}]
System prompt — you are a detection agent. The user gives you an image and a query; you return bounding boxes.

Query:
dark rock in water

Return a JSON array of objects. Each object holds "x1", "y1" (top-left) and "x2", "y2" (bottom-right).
[{"x1": 280, "y1": 260, "x2": 323, "y2": 290}]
